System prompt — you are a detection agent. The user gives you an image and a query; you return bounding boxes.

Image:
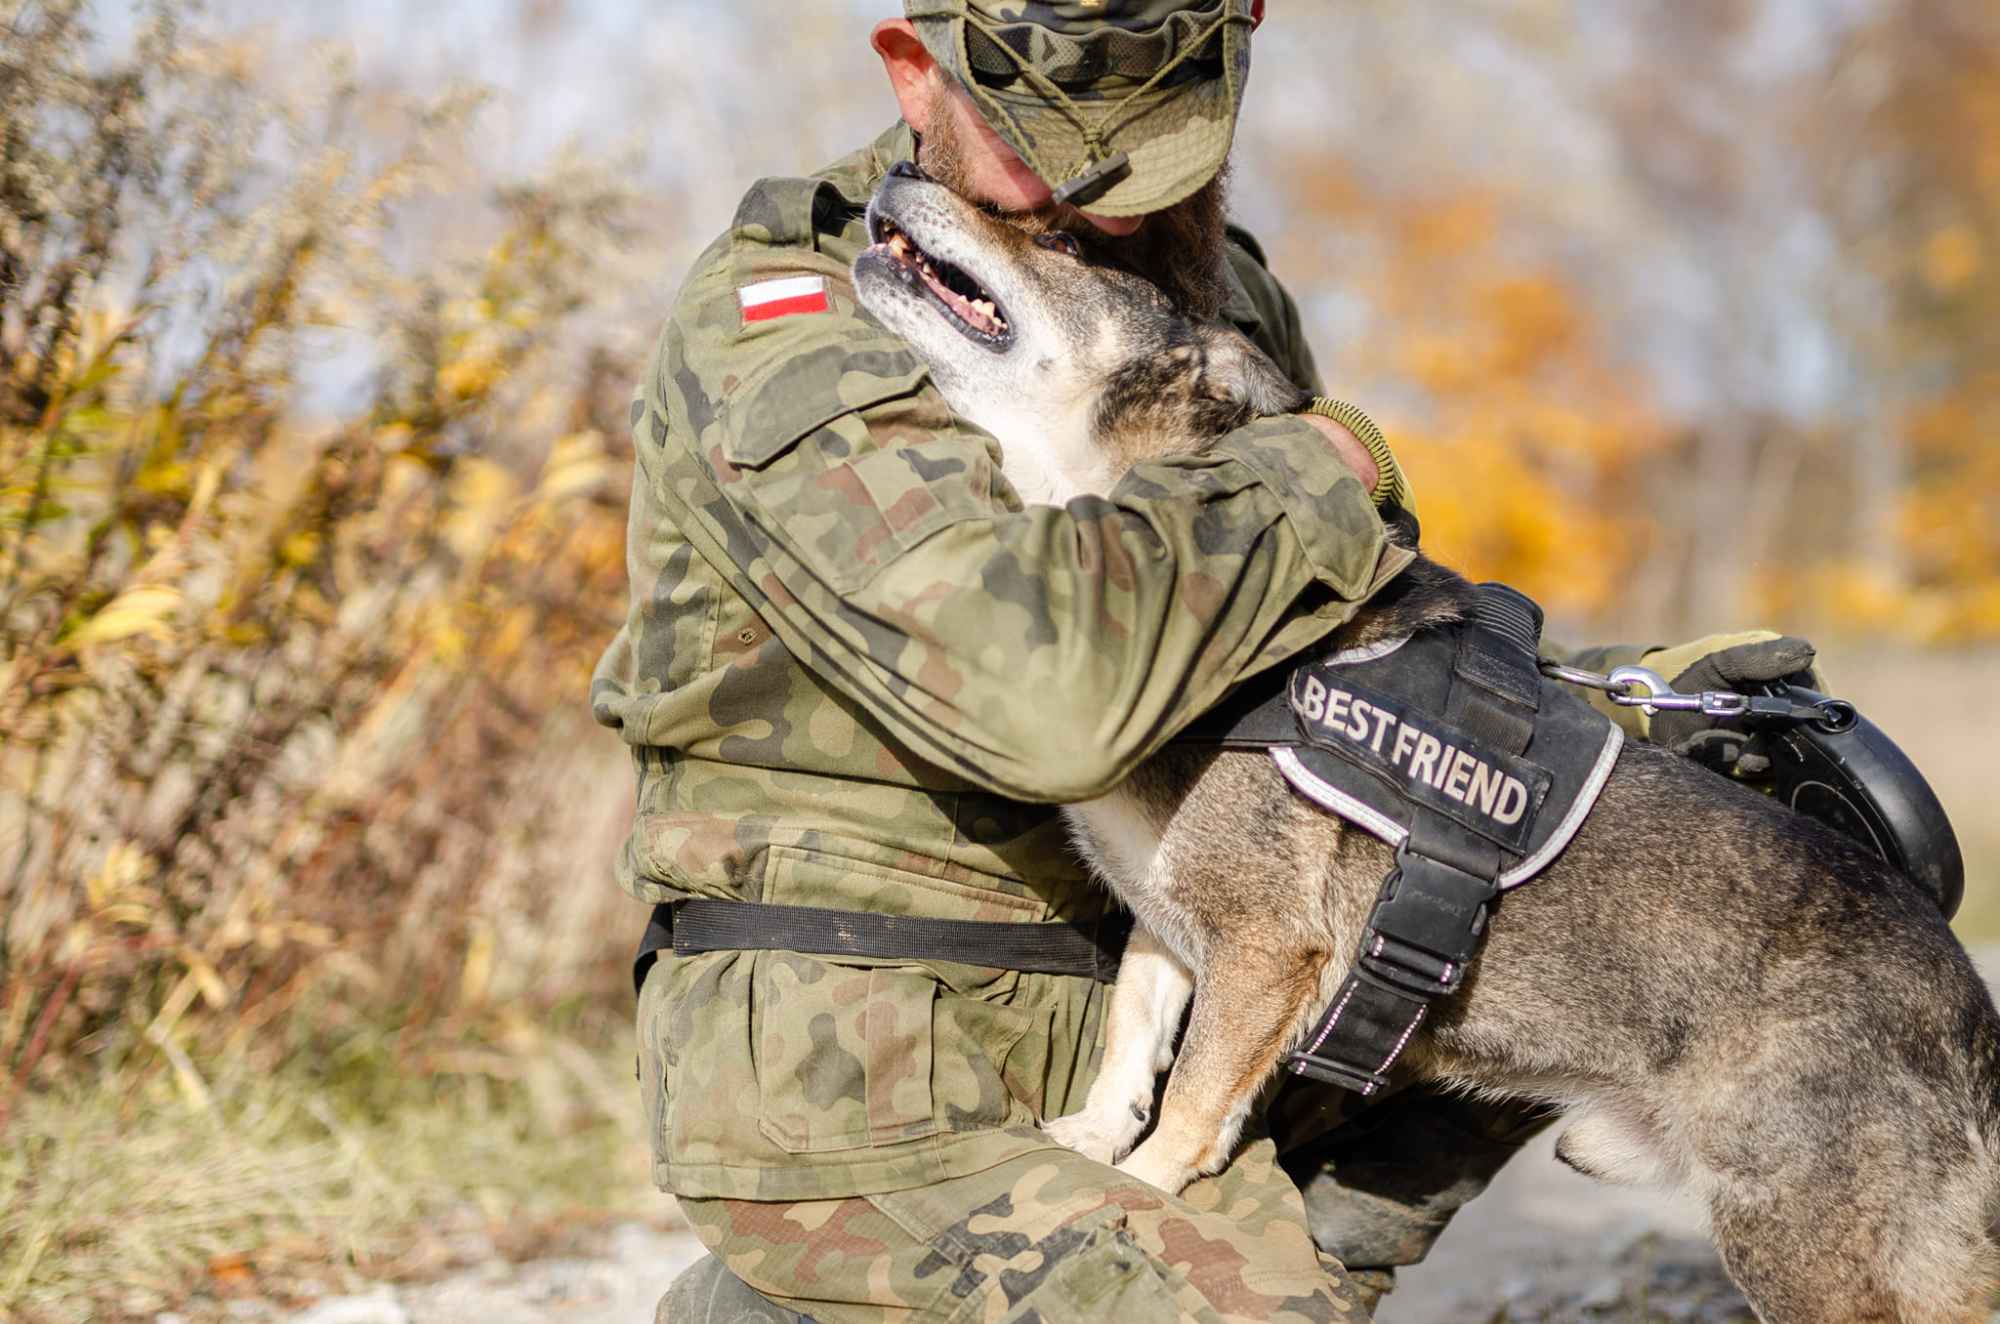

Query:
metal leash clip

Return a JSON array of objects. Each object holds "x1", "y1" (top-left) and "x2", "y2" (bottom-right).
[{"x1": 1539, "y1": 662, "x2": 1858, "y2": 732}]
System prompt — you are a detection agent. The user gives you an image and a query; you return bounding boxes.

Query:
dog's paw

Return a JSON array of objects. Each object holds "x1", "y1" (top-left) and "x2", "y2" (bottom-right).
[
  {"x1": 1044, "y1": 1109, "x2": 1136, "y2": 1166},
  {"x1": 1115, "y1": 1141, "x2": 1195, "y2": 1197}
]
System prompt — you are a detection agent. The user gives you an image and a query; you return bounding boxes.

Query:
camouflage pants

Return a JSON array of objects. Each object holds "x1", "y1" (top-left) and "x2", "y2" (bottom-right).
[
  {"x1": 642, "y1": 952, "x2": 1548, "y2": 1322},
  {"x1": 676, "y1": 1133, "x2": 1369, "y2": 1323}
]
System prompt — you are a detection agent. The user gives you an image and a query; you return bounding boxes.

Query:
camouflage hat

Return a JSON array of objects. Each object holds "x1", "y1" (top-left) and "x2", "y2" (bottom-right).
[{"x1": 904, "y1": 1, "x2": 1257, "y2": 218}]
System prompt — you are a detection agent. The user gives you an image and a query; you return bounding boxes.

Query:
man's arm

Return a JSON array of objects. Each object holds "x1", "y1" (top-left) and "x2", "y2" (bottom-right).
[{"x1": 642, "y1": 245, "x2": 1408, "y2": 804}]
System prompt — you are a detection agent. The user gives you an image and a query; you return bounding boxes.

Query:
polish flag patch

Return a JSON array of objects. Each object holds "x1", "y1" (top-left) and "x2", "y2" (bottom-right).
[{"x1": 739, "y1": 275, "x2": 830, "y2": 324}]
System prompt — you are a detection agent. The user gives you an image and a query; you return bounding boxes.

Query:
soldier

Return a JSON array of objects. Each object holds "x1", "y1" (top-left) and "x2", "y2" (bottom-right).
[{"x1": 592, "y1": 3, "x2": 1823, "y2": 1319}]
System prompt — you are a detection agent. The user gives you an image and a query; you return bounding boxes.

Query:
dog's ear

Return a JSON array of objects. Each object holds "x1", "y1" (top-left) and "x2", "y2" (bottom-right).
[{"x1": 1199, "y1": 328, "x2": 1309, "y2": 418}]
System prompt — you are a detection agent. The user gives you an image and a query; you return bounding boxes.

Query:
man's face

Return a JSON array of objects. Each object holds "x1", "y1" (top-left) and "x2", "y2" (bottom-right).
[{"x1": 915, "y1": 74, "x2": 1232, "y2": 322}]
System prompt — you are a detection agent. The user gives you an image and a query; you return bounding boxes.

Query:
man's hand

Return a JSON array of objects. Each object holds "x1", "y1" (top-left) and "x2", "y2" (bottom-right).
[
  {"x1": 1298, "y1": 413, "x2": 1379, "y2": 496},
  {"x1": 1640, "y1": 631, "x2": 1824, "y2": 749}
]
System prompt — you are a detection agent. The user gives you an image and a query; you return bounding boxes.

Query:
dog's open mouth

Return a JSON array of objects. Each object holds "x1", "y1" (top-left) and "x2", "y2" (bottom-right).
[{"x1": 866, "y1": 213, "x2": 1012, "y2": 347}]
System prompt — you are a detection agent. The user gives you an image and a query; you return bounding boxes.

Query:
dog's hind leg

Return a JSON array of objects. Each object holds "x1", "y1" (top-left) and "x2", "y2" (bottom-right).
[
  {"x1": 1117, "y1": 943, "x2": 1328, "y2": 1195},
  {"x1": 1707, "y1": 1188, "x2": 1996, "y2": 1324},
  {"x1": 1681, "y1": 1061, "x2": 1999, "y2": 1323},
  {"x1": 1045, "y1": 923, "x2": 1193, "y2": 1165}
]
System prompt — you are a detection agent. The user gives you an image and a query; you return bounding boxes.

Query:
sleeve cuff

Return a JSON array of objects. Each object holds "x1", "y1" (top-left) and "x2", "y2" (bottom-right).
[{"x1": 1212, "y1": 413, "x2": 1406, "y2": 601}]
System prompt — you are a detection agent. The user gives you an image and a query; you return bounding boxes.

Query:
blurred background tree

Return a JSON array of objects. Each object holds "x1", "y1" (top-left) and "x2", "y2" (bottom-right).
[{"x1": 1, "y1": 0, "x2": 1994, "y2": 1319}]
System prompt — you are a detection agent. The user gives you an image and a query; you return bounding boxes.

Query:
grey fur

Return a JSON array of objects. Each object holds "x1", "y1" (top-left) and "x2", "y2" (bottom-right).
[{"x1": 853, "y1": 176, "x2": 2000, "y2": 1324}]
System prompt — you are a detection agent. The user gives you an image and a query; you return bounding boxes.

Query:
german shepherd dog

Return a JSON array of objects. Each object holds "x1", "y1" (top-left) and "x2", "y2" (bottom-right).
[{"x1": 852, "y1": 170, "x2": 2000, "y2": 1323}]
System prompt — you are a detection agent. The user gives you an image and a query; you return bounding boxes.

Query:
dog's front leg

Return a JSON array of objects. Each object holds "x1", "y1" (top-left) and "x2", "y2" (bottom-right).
[
  {"x1": 1044, "y1": 923, "x2": 1193, "y2": 1165},
  {"x1": 1116, "y1": 945, "x2": 1326, "y2": 1195}
]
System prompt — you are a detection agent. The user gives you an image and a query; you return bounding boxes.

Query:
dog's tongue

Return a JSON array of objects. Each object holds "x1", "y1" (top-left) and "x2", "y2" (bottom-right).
[
  {"x1": 891, "y1": 233, "x2": 1005, "y2": 336},
  {"x1": 928, "y1": 271, "x2": 1004, "y2": 336}
]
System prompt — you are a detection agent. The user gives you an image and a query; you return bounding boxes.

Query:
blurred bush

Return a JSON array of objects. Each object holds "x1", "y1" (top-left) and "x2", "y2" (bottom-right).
[{"x1": 0, "y1": 0, "x2": 640, "y2": 1121}]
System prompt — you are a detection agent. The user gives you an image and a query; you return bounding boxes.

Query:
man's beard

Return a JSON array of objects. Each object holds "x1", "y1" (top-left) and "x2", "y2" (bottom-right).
[{"x1": 917, "y1": 110, "x2": 1233, "y2": 322}]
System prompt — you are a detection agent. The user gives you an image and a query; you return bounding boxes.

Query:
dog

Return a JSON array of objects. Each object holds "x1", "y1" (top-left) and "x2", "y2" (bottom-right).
[{"x1": 851, "y1": 168, "x2": 2000, "y2": 1323}]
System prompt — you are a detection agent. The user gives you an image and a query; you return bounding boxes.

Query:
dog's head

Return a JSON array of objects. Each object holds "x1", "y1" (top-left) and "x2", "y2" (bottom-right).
[{"x1": 853, "y1": 168, "x2": 1303, "y2": 491}]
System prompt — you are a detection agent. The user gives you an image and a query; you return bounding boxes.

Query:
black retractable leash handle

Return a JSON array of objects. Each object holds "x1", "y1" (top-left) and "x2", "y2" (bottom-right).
[{"x1": 1737, "y1": 681, "x2": 1966, "y2": 919}]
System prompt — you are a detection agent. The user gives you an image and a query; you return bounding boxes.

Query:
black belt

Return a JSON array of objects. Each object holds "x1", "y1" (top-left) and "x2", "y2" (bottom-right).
[{"x1": 633, "y1": 898, "x2": 1131, "y2": 995}]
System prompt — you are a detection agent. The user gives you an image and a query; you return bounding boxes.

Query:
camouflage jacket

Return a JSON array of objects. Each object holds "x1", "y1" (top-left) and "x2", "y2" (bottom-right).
[{"x1": 592, "y1": 122, "x2": 1411, "y2": 1201}]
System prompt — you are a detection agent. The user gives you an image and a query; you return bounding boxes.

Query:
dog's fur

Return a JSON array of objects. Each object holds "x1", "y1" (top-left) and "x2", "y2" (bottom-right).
[{"x1": 852, "y1": 174, "x2": 2000, "y2": 1323}]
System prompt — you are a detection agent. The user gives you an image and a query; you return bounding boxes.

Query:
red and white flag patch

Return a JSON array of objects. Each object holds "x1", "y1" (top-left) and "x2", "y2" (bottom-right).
[{"x1": 739, "y1": 275, "x2": 830, "y2": 324}]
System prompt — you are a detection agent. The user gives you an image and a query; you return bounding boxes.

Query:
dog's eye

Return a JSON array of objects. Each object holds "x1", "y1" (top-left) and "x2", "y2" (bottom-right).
[{"x1": 1034, "y1": 231, "x2": 1083, "y2": 258}]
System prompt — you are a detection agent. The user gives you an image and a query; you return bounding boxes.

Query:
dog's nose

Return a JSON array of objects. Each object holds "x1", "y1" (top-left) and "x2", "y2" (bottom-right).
[{"x1": 888, "y1": 159, "x2": 927, "y2": 182}]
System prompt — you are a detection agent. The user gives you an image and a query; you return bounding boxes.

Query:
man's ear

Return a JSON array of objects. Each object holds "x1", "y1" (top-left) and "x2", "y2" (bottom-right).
[
  {"x1": 873, "y1": 19, "x2": 943, "y2": 134},
  {"x1": 1200, "y1": 328, "x2": 1308, "y2": 417}
]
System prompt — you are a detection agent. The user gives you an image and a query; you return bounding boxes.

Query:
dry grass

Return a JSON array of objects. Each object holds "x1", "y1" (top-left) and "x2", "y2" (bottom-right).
[
  {"x1": 0, "y1": 0, "x2": 643, "y2": 1101},
  {"x1": 0, "y1": 1031, "x2": 663, "y2": 1323}
]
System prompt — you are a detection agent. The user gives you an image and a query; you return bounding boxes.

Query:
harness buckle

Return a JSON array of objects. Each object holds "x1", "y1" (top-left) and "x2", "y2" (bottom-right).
[{"x1": 1357, "y1": 848, "x2": 1494, "y2": 997}]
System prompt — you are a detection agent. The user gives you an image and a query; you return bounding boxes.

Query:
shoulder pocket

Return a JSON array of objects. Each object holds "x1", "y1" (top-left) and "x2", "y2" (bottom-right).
[{"x1": 721, "y1": 332, "x2": 927, "y2": 470}]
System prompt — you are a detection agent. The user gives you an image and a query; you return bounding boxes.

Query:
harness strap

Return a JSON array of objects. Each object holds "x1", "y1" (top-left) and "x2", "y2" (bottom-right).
[
  {"x1": 633, "y1": 898, "x2": 1131, "y2": 995},
  {"x1": 1285, "y1": 585, "x2": 1546, "y2": 1095}
]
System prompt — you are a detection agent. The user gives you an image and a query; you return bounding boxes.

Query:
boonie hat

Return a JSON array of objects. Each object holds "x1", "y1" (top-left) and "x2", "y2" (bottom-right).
[{"x1": 904, "y1": 0, "x2": 1257, "y2": 217}]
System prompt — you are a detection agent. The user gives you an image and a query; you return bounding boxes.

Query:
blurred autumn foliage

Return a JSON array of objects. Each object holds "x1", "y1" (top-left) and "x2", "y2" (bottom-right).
[
  {"x1": 1811, "y1": 2, "x2": 2000, "y2": 640},
  {"x1": 0, "y1": 0, "x2": 1994, "y2": 1315},
  {"x1": 0, "y1": 0, "x2": 642, "y2": 1128},
  {"x1": 1256, "y1": 0, "x2": 1999, "y2": 643}
]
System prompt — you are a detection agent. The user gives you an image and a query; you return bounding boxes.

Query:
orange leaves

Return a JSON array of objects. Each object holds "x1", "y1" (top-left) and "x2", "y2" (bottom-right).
[
  {"x1": 1921, "y1": 226, "x2": 1984, "y2": 297},
  {"x1": 1404, "y1": 194, "x2": 1501, "y2": 260},
  {"x1": 1280, "y1": 161, "x2": 1670, "y2": 621},
  {"x1": 1394, "y1": 422, "x2": 1651, "y2": 617},
  {"x1": 1481, "y1": 277, "x2": 1581, "y2": 377}
]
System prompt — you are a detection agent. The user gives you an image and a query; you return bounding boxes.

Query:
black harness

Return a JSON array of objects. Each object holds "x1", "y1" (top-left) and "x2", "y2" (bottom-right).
[{"x1": 1175, "y1": 583, "x2": 1620, "y2": 1094}]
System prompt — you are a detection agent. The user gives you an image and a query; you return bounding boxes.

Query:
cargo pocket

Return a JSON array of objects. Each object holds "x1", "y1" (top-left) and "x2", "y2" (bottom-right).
[
  {"x1": 749, "y1": 846, "x2": 1058, "y2": 1152},
  {"x1": 933, "y1": 991, "x2": 1042, "y2": 1131},
  {"x1": 755, "y1": 953, "x2": 940, "y2": 1153}
]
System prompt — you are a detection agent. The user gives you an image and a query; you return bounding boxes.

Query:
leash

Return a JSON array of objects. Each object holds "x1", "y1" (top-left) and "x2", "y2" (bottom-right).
[{"x1": 1540, "y1": 662, "x2": 1964, "y2": 918}]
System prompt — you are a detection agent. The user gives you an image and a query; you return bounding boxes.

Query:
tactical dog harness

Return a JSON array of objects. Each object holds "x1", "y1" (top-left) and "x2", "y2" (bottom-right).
[{"x1": 1175, "y1": 583, "x2": 1621, "y2": 1095}]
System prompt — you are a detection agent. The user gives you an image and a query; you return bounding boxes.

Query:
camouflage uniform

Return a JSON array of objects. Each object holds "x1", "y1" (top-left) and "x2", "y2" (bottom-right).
[{"x1": 596, "y1": 113, "x2": 1405, "y2": 1317}]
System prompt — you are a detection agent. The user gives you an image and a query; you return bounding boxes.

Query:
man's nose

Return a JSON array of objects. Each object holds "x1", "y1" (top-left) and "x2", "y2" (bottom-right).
[{"x1": 888, "y1": 159, "x2": 928, "y2": 181}]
